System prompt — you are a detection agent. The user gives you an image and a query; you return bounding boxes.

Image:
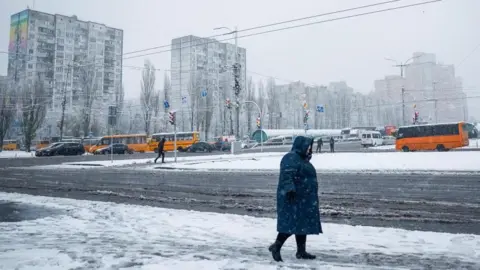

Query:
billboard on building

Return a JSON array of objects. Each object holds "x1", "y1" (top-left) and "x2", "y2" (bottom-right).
[{"x1": 8, "y1": 10, "x2": 29, "y2": 78}]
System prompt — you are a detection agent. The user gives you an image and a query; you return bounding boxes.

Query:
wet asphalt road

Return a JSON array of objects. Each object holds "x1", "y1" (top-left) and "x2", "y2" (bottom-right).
[{"x1": 1, "y1": 166, "x2": 478, "y2": 235}]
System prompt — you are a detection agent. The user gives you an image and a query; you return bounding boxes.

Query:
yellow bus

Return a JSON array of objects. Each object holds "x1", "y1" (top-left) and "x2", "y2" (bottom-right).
[
  {"x1": 2, "y1": 140, "x2": 19, "y2": 151},
  {"x1": 148, "y1": 131, "x2": 200, "y2": 152},
  {"x1": 89, "y1": 134, "x2": 148, "y2": 153}
]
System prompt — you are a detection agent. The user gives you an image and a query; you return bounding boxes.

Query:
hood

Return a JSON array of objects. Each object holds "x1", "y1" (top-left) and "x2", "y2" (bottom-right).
[{"x1": 291, "y1": 136, "x2": 313, "y2": 157}]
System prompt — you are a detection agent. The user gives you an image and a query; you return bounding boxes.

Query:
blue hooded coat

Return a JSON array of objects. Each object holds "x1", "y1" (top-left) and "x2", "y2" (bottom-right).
[{"x1": 276, "y1": 136, "x2": 323, "y2": 235}]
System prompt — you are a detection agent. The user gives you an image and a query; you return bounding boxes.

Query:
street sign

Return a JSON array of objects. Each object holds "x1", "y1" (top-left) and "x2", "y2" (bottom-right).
[
  {"x1": 163, "y1": 100, "x2": 170, "y2": 109},
  {"x1": 201, "y1": 90, "x2": 207, "y2": 97},
  {"x1": 108, "y1": 105, "x2": 117, "y2": 126},
  {"x1": 316, "y1": 104, "x2": 325, "y2": 113},
  {"x1": 182, "y1": 96, "x2": 187, "y2": 104}
]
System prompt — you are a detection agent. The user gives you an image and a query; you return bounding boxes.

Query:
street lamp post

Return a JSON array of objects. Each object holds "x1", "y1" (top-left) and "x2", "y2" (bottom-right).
[
  {"x1": 214, "y1": 26, "x2": 240, "y2": 138},
  {"x1": 243, "y1": 100, "x2": 263, "y2": 152}
]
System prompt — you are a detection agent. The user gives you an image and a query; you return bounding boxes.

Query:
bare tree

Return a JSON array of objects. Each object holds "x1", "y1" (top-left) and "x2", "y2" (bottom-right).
[
  {"x1": 140, "y1": 60, "x2": 156, "y2": 136},
  {"x1": 114, "y1": 84, "x2": 125, "y2": 133},
  {"x1": 58, "y1": 64, "x2": 72, "y2": 140},
  {"x1": 76, "y1": 61, "x2": 98, "y2": 137},
  {"x1": 245, "y1": 77, "x2": 255, "y2": 135},
  {"x1": 20, "y1": 78, "x2": 48, "y2": 152},
  {"x1": 152, "y1": 89, "x2": 161, "y2": 133},
  {"x1": 266, "y1": 78, "x2": 278, "y2": 129},
  {"x1": 0, "y1": 82, "x2": 16, "y2": 151}
]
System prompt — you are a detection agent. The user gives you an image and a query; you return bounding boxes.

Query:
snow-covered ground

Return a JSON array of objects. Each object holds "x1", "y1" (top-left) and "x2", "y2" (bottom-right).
[
  {"x1": 0, "y1": 192, "x2": 478, "y2": 270},
  {"x1": 371, "y1": 138, "x2": 480, "y2": 151},
  {"x1": 0, "y1": 151, "x2": 94, "y2": 159},
  {"x1": 30, "y1": 152, "x2": 285, "y2": 169},
  {"x1": 0, "y1": 151, "x2": 35, "y2": 159},
  {"x1": 156, "y1": 151, "x2": 480, "y2": 173}
]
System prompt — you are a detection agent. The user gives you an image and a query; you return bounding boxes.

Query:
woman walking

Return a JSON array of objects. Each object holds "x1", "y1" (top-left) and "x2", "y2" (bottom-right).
[{"x1": 268, "y1": 135, "x2": 323, "y2": 262}]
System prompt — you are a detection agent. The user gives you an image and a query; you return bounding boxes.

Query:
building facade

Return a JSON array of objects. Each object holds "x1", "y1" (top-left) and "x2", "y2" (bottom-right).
[
  {"x1": 374, "y1": 52, "x2": 467, "y2": 125},
  {"x1": 170, "y1": 35, "x2": 246, "y2": 139},
  {"x1": 7, "y1": 9, "x2": 123, "y2": 137}
]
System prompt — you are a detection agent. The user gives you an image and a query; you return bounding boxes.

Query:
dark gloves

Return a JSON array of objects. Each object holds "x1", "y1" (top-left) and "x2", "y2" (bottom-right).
[
  {"x1": 286, "y1": 190, "x2": 296, "y2": 203},
  {"x1": 306, "y1": 152, "x2": 312, "y2": 161}
]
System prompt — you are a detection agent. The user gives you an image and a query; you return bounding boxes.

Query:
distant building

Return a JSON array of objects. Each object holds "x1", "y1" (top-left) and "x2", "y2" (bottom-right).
[
  {"x1": 7, "y1": 9, "x2": 123, "y2": 137},
  {"x1": 170, "y1": 35, "x2": 247, "y2": 138},
  {"x1": 374, "y1": 52, "x2": 467, "y2": 125},
  {"x1": 405, "y1": 52, "x2": 467, "y2": 123}
]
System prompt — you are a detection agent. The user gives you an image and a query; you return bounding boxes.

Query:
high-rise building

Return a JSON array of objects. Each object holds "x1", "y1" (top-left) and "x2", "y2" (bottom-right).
[
  {"x1": 7, "y1": 9, "x2": 123, "y2": 137},
  {"x1": 170, "y1": 35, "x2": 246, "y2": 138},
  {"x1": 405, "y1": 52, "x2": 467, "y2": 123}
]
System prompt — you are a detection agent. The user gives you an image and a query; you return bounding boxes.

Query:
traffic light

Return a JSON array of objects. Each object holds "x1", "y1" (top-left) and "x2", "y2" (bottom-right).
[
  {"x1": 413, "y1": 111, "x2": 419, "y2": 124},
  {"x1": 304, "y1": 110, "x2": 310, "y2": 123},
  {"x1": 169, "y1": 111, "x2": 176, "y2": 125},
  {"x1": 225, "y1": 98, "x2": 232, "y2": 109},
  {"x1": 256, "y1": 117, "x2": 261, "y2": 128}
]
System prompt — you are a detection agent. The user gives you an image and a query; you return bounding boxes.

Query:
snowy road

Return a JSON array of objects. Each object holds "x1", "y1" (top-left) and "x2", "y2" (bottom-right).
[
  {"x1": 0, "y1": 167, "x2": 479, "y2": 235},
  {"x1": 0, "y1": 192, "x2": 479, "y2": 270}
]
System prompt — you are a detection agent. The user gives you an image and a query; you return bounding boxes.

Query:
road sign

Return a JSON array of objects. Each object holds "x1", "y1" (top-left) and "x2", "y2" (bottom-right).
[
  {"x1": 108, "y1": 105, "x2": 117, "y2": 126},
  {"x1": 316, "y1": 104, "x2": 325, "y2": 113},
  {"x1": 163, "y1": 100, "x2": 170, "y2": 109},
  {"x1": 201, "y1": 90, "x2": 207, "y2": 97},
  {"x1": 182, "y1": 96, "x2": 187, "y2": 104}
]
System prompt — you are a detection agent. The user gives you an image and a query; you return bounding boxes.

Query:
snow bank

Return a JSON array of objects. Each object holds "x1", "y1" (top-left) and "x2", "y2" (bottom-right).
[
  {"x1": 0, "y1": 192, "x2": 478, "y2": 269},
  {"x1": 0, "y1": 151, "x2": 35, "y2": 159},
  {"x1": 33, "y1": 152, "x2": 285, "y2": 169},
  {"x1": 160, "y1": 151, "x2": 480, "y2": 173}
]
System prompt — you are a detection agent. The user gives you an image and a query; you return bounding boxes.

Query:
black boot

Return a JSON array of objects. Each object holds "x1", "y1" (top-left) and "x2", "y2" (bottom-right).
[
  {"x1": 268, "y1": 240, "x2": 284, "y2": 262},
  {"x1": 295, "y1": 235, "x2": 316, "y2": 260}
]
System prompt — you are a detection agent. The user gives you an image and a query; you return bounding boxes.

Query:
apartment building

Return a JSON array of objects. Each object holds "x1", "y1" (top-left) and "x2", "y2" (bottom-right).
[
  {"x1": 7, "y1": 9, "x2": 123, "y2": 137},
  {"x1": 170, "y1": 35, "x2": 247, "y2": 137}
]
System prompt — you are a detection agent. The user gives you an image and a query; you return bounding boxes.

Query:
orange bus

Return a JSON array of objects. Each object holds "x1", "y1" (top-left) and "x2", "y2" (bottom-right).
[
  {"x1": 395, "y1": 122, "x2": 469, "y2": 152},
  {"x1": 148, "y1": 131, "x2": 200, "y2": 152},
  {"x1": 89, "y1": 134, "x2": 148, "y2": 153}
]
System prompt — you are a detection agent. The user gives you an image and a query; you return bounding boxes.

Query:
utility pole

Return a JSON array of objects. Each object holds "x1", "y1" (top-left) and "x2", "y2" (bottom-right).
[
  {"x1": 233, "y1": 26, "x2": 241, "y2": 139},
  {"x1": 59, "y1": 64, "x2": 71, "y2": 141},
  {"x1": 433, "y1": 81, "x2": 438, "y2": 123},
  {"x1": 385, "y1": 54, "x2": 424, "y2": 126},
  {"x1": 401, "y1": 88, "x2": 405, "y2": 126}
]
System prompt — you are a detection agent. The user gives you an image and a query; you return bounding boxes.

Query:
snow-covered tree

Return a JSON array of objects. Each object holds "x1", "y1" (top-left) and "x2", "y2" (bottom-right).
[
  {"x1": 20, "y1": 78, "x2": 48, "y2": 152},
  {"x1": 0, "y1": 81, "x2": 15, "y2": 151},
  {"x1": 140, "y1": 60, "x2": 156, "y2": 136}
]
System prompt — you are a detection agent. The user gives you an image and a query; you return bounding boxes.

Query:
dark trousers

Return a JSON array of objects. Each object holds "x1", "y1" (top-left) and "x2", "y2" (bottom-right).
[
  {"x1": 276, "y1": 233, "x2": 307, "y2": 250},
  {"x1": 330, "y1": 144, "x2": 334, "y2": 153},
  {"x1": 316, "y1": 145, "x2": 322, "y2": 153},
  {"x1": 155, "y1": 151, "x2": 165, "y2": 163}
]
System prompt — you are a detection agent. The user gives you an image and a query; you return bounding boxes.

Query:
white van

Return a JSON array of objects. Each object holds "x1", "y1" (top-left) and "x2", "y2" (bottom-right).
[{"x1": 361, "y1": 131, "x2": 383, "y2": 147}]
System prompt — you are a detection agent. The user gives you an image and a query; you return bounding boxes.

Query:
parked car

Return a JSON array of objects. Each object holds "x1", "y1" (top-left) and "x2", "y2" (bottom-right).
[
  {"x1": 242, "y1": 140, "x2": 258, "y2": 149},
  {"x1": 35, "y1": 142, "x2": 85, "y2": 156},
  {"x1": 94, "y1": 143, "x2": 133, "y2": 155},
  {"x1": 185, "y1": 141, "x2": 213, "y2": 153},
  {"x1": 382, "y1": 136, "x2": 396, "y2": 145}
]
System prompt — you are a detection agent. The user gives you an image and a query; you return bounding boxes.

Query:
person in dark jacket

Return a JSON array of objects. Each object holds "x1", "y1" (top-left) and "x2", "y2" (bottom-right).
[
  {"x1": 268, "y1": 136, "x2": 322, "y2": 262},
  {"x1": 329, "y1": 137, "x2": 335, "y2": 153},
  {"x1": 316, "y1": 138, "x2": 323, "y2": 153},
  {"x1": 154, "y1": 138, "x2": 166, "y2": 164}
]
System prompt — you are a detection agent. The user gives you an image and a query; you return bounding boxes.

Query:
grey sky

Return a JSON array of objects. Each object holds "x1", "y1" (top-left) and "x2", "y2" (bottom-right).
[{"x1": 1, "y1": 0, "x2": 479, "y2": 117}]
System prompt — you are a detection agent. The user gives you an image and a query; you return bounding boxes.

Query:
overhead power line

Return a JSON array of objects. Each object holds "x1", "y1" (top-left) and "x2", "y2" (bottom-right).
[
  {"x1": 122, "y1": 0, "x2": 402, "y2": 56},
  {"x1": 123, "y1": 0, "x2": 441, "y2": 60}
]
